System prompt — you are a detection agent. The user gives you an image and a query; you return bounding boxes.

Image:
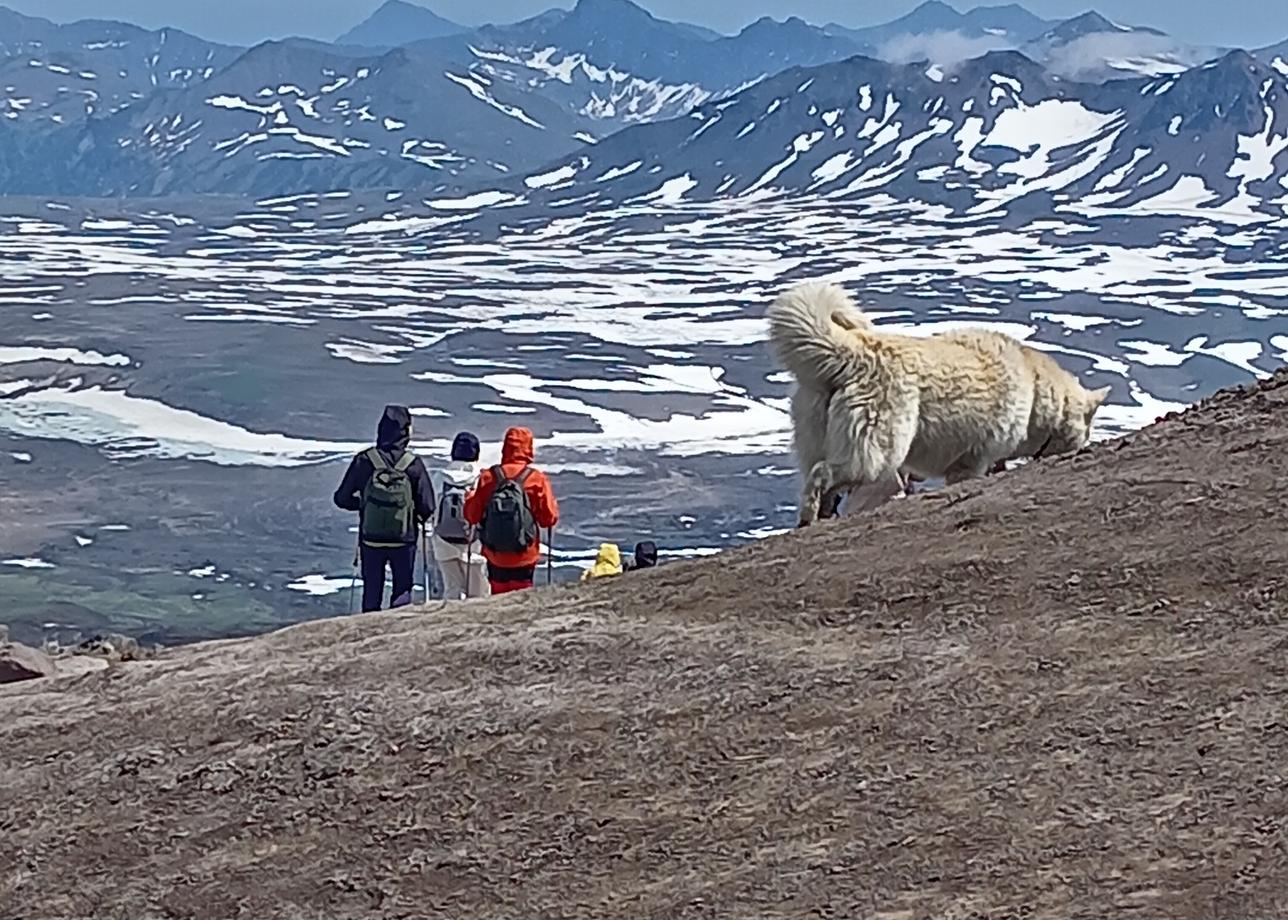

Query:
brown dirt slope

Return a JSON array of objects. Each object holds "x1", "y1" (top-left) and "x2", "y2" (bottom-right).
[{"x1": 4, "y1": 372, "x2": 1288, "y2": 920}]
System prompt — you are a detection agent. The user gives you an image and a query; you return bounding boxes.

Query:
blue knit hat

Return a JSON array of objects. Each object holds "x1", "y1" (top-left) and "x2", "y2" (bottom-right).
[{"x1": 451, "y1": 431, "x2": 480, "y2": 461}]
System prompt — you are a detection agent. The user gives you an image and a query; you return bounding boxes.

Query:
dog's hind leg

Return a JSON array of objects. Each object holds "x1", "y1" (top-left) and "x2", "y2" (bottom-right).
[
  {"x1": 819, "y1": 486, "x2": 847, "y2": 520},
  {"x1": 791, "y1": 385, "x2": 833, "y2": 527},
  {"x1": 807, "y1": 387, "x2": 916, "y2": 525},
  {"x1": 801, "y1": 461, "x2": 870, "y2": 528},
  {"x1": 798, "y1": 461, "x2": 836, "y2": 528},
  {"x1": 944, "y1": 452, "x2": 994, "y2": 486}
]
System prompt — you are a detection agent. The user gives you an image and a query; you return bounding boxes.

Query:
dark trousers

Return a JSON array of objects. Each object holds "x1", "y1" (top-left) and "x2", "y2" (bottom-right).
[
  {"x1": 487, "y1": 562, "x2": 537, "y2": 595},
  {"x1": 361, "y1": 543, "x2": 416, "y2": 612}
]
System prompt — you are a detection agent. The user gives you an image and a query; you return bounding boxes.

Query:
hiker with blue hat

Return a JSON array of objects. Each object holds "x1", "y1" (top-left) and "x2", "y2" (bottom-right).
[{"x1": 428, "y1": 431, "x2": 490, "y2": 599}]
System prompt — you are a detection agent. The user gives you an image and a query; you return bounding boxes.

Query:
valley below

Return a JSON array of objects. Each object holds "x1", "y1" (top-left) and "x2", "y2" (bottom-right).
[{"x1": 2, "y1": 190, "x2": 1285, "y2": 644}]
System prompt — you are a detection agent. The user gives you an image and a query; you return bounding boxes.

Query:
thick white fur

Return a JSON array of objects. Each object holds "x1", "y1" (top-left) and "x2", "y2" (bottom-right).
[
  {"x1": 767, "y1": 281, "x2": 1110, "y2": 526},
  {"x1": 935, "y1": 329, "x2": 1112, "y2": 461}
]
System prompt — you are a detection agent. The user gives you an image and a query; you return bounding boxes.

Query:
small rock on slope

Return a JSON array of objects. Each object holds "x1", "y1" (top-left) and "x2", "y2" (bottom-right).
[{"x1": 0, "y1": 635, "x2": 57, "y2": 684}]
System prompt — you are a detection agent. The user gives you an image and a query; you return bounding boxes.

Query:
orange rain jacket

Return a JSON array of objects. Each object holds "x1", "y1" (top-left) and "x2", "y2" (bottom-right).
[{"x1": 463, "y1": 427, "x2": 559, "y2": 568}]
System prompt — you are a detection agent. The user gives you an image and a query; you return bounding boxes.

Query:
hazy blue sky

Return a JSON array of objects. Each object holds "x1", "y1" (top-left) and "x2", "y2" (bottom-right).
[{"x1": 8, "y1": 0, "x2": 1286, "y2": 49}]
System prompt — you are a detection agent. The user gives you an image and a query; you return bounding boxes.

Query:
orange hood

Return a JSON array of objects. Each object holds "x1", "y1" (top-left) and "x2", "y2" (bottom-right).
[{"x1": 501, "y1": 427, "x2": 535, "y2": 465}]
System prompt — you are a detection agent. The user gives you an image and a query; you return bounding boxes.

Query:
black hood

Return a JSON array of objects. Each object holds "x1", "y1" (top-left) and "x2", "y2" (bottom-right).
[
  {"x1": 633, "y1": 541, "x2": 658, "y2": 568},
  {"x1": 376, "y1": 405, "x2": 412, "y2": 454}
]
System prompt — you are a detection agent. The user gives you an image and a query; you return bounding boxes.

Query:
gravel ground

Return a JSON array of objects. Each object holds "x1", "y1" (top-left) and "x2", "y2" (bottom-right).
[{"x1": 3, "y1": 371, "x2": 1288, "y2": 919}]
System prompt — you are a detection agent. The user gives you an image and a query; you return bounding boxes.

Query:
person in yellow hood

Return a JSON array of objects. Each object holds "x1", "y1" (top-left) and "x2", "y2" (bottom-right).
[{"x1": 580, "y1": 543, "x2": 623, "y2": 581}]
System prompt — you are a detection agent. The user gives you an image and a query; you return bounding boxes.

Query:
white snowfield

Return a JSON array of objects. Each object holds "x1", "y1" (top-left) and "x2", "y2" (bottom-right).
[
  {"x1": 1, "y1": 173, "x2": 1283, "y2": 475},
  {"x1": 469, "y1": 45, "x2": 711, "y2": 124},
  {"x1": 0, "y1": 381, "x2": 370, "y2": 466},
  {"x1": 0, "y1": 346, "x2": 131, "y2": 367}
]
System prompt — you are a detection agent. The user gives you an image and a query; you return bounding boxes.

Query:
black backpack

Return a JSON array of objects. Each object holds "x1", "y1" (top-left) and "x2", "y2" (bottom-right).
[{"x1": 479, "y1": 466, "x2": 538, "y2": 554}]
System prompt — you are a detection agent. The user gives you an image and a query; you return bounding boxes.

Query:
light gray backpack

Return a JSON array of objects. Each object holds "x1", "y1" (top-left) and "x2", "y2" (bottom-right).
[{"x1": 433, "y1": 479, "x2": 472, "y2": 545}]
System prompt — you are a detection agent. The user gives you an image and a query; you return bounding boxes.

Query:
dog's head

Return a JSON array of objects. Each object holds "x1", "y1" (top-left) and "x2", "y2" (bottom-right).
[{"x1": 1045, "y1": 383, "x2": 1112, "y2": 456}]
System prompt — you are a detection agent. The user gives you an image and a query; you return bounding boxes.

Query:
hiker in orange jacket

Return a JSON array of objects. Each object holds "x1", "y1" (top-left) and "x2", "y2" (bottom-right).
[{"x1": 463, "y1": 427, "x2": 559, "y2": 594}]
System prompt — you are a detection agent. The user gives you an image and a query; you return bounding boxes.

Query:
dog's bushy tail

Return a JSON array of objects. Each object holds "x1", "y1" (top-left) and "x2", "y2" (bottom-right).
[{"x1": 766, "y1": 281, "x2": 877, "y2": 392}]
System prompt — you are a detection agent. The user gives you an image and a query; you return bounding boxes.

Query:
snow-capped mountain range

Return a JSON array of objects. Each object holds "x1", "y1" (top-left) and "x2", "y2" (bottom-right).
[
  {"x1": 400, "y1": 48, "x2": 1286, "y2": 226},
  {"x1": 1, "y1": 0, "x2": 1285, "y2": 200}
]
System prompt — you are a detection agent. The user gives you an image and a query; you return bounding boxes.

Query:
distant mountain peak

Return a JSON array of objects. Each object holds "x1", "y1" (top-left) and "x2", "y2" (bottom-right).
[
  {"x1": 741, "y1": 15, "x2": 818, "y2": 35},
  {"x1": 1203, "y1": 47, "x2": 1261, "y2": 73},
  {"x1": 335, "y1": 0, "x2": 465, "y2": 49},
  {"x1": 1064, "y1": 11, "x2": 1122, "y2": 32},
  {"x1": 1048, "y1": 10, "x2": 1165, "y2": 40},
  {"x1": 959, "y1": 3, "x2": 1050, "y2": 33},
  {"x1": 569, "y1": 0, "x2": 660, "y2": 24},
  {"x1": 976, "y1": 3, "x2": 1035, "y2": 13},
  {"x1": 901, "y1": 0, "x2": 968, "y2": 28},
  {"x1": 573, "y1": 0, "x2": 646, "y2": 10},
  {"x1": 956, "y1": 47, "x2": 1050, "y2": 79},
  {"x1": 827, "y1": 0, "x2": 1052, "y2": 52},
  {"x1": 911, "y1": 0, "x2": 960, "y2": 14}
]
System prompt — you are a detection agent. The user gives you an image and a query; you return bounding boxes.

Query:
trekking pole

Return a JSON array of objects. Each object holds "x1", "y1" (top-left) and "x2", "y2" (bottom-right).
[
  {"x1": 421, "y1": 526, "x2": 431, "y2": 602},
  {"x1": 546, "y1": 527, "x2": 554, "y2": 587},
  {"x1": 348, "y1": 539, "x2": 360, "y2": 615},
  {"x1": 465, "y1": 541, "x2": 472, "y2": 600}
]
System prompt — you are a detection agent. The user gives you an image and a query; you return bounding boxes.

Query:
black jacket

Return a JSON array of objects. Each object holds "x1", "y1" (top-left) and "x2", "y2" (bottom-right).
[
  {"x1": 625, "y1": 541, "x2": 659, "y2": 571},
  {"x1": 333, "y1": 406, "x2": 435, "y2": 545}
]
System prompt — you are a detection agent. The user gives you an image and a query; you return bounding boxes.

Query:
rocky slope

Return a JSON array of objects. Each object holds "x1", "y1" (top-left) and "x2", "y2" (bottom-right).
[{"x1": 3, "y1": 370, "x2": 1287, "y2": 917}]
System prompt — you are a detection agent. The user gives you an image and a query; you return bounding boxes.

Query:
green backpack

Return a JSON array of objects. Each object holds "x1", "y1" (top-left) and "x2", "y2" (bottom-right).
[{"x1": 360, "y1": 448, "x2": 417, "y2": 546}]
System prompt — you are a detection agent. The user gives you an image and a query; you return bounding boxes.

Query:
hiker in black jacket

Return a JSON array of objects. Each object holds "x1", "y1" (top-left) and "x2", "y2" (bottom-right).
[
  {"x1": 333, "y1": 405, "x2": 435, "y2": 612},
  {"x1": 624, "y1": 541, "x2": 659, "y2": 572}
]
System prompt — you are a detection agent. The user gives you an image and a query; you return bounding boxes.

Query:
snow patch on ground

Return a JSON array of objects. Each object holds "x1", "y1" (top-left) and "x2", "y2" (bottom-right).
[
  {"x1": 1119, "y1": 339, "x2": 1190, "y2": 367},
  {"x1": 287, "y1": 574, "x2": 354, "y2": 596},
  {"x1": 0, "y1": 383, "x2": 373, "y2": 466},
  {"x1": 1033, "y1": 312, "x2": 1115, "y2": 332},
  {"x1": 596, "y1": 161, "x2": 643, "y2": 182},
  {"x1": 526, "y1": 163, "x2": 580, "y2": 189},
  {"x1": 444, "y1": 71, "x2": 545, "y2": 129},
  {"x1": 0, "y1": 346, "x2": 131, "y2": 367},
  {"x1": 635, "y1": 174, "x2": 699, "y2": 205},
  {"x1": 426, "y1": 191, "x2": 524, "y2": 210},
  {"x1": 3, "y1": 557, "x2": 54, "y2": 569}
]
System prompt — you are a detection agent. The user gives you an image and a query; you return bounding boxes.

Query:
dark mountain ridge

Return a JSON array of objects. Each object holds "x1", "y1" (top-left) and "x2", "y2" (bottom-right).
[{"x1": 0, "y1": 2, "x2": 1281, "y2": 202}]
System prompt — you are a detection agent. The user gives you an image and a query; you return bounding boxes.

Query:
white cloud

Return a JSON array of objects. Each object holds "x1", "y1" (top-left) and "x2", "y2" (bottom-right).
[
  {"x1": 876, "y1": 29, "x2": 1014, "y2": 68},
  {"x1": 1042, "y1": 31, "x2": 1210, "y2": 80}
]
